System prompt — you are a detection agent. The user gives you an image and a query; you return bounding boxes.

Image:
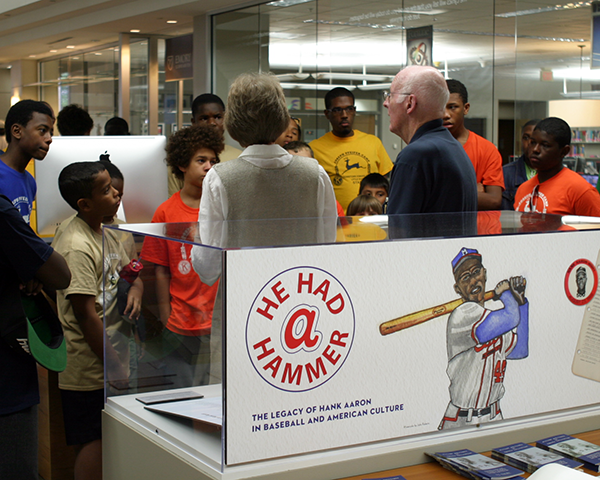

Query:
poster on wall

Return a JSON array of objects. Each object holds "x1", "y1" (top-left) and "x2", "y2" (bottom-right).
[
  {"x1": 224, "y1": 228, "x2": 600, "y2": 465},
  {"x1": 406, "y1": 25, "x2": 433, "y2": 66}
]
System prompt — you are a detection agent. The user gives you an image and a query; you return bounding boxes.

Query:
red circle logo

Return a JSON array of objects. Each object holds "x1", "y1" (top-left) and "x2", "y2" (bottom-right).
[
  {"x1": 564, "y1": 259, "x2": 598, "y2": 306},
  {"x1": 246, "y1": 267, "x2": 355, "y2": 392}
]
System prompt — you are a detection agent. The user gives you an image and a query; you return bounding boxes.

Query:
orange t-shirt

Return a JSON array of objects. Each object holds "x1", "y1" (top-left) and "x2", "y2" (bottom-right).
[
  {"x1": 463, "y1": 131, "x2": 505, "y2": 189},
  {"x1": 514, "y1": 167, "x2": 600, "y2": 217},
  {"x1": 141, "y1": 192, "x2": 218, "y2": 336}
]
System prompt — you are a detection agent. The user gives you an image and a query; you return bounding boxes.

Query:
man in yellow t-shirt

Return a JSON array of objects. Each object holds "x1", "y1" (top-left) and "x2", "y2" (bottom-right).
[{"x1": 310, "y1": 87, "x2": 393, "y2": 212}]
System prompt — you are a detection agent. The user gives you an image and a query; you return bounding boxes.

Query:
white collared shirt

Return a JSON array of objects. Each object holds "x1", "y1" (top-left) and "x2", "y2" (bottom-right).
[{"x1": 192, "y1": 144, "x2": 338, "y2": 284}]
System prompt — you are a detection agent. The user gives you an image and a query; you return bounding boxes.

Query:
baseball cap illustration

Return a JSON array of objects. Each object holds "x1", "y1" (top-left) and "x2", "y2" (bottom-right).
[
  {"x1": 452, "y1": 247, "x2": 482, "y2": 273},
  {"x1": 2, "y1": 293, "x2": 67, "y2": 372}
]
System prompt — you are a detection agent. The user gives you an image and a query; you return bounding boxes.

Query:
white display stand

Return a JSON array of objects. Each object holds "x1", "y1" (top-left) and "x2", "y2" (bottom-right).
[
  {"x1": 103, "y1": 398, "x2": 600, "y2": 480},
  {"x1": 102, "y1": 213, "x2": 600, "y2": 479}
]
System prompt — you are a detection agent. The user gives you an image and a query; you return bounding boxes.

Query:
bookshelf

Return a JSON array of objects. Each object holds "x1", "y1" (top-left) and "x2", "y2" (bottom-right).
[{"x1": 565, "y1": 128, "x2": 600, "y2": 186}]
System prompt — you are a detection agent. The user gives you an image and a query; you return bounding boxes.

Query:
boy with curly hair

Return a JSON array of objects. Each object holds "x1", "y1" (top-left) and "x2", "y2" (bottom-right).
[{"x1": 141, "y1": 125, "x2": 223, "y2": 387}]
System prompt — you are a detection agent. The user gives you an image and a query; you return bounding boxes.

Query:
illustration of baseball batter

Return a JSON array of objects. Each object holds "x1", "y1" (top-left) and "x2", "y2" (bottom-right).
[{"x1": 438, "y1": 248, "x2": 529, "y2": 430}]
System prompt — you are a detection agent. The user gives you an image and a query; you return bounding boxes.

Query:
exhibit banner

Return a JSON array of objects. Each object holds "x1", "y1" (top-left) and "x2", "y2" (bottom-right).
[
  {"x1": 224, "y1": 230, "x2": 600, "y2": 465},
  {"x1": 165, "y1": 34, "x2": 192, "y2": 81},
  {"x1": 406, "y1": 25, "x2": 432, "y2": 66}
]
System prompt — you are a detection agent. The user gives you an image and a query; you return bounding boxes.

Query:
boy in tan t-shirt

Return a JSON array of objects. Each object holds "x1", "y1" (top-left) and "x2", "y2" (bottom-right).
[{"x1": 53, "y1": 161, "x2": 142, "y2": 480}]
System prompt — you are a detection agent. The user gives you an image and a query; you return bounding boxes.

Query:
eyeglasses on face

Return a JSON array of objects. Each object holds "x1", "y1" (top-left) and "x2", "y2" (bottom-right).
[
  {"x1": 382, "y1": 91, "x2": 412, "y2": 102},
  {"x1": 326, "y1": 106, "x2": 356, "y2": 115}
]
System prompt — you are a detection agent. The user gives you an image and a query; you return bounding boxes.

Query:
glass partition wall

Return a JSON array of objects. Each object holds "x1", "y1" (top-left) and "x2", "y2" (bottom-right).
[
  {"x1": 40, "y1": 45, "x2": 120, "y2": 135},
  {"x1": 36, "y1": 0, "x2": 600, "y2": 163},
  {"x1": 513, "y1": 1, "x2": 600, "y2": 175},
  {"x1": 213, "y1": 0, "x2": 498, "y2": 159},
  {"x1": 213, "y1": 0, "x2": 600, "y2": 167},
  {"x1": 39, "y1": 38, "x2": 193, "y2": 136}
]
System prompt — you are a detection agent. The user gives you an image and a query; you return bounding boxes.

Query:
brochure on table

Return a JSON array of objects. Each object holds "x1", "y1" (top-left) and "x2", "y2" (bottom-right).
[{"x1": 224, "y1": 228, "x2": 600, "y2": 465}]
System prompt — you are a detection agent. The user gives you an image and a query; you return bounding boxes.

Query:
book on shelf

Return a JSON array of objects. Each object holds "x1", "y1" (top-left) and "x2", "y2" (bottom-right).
[
  {"x1": 491, "y1": 442, "x2": 583, "y2": 474},
  {"x1": 427, "y1": 449, "x2": 525, "y2": 480},
  {"x1": 572, "y1": 129, "x2": 600, "y2": 143},
  {"x1": 536, "y1": 434, "x2": 600, "y2": 472},
  {"x1": 569, "y1": 144, "x2": 586, "y2": 157}
]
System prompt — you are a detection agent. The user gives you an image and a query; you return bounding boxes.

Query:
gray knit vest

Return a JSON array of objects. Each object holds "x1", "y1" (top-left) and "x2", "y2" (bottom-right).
[{"x1": 215, "y1": 155, "x2": 321, "y2": 247}]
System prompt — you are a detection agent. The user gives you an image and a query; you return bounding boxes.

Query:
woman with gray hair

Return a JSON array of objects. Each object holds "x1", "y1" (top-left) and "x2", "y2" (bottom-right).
[
  {"x1": 225, "y1": 73, "x2": 290, "y2": 147},
  {"x1": 193, "y1": 72, "x2": 337, "y2": 279},
  {"x1": 191, "y1": 73, "x2": 337, "y2": 384}
]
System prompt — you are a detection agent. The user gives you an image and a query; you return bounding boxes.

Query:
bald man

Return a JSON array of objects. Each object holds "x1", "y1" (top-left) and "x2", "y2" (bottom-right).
[{"x1": 383, "y1": 66, "x2": 477, "y2": 214}]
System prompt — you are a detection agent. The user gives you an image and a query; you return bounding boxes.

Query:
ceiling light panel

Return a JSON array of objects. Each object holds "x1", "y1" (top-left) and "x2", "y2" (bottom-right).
[
  {"x1": 266, "y1": 0, "x2": 314, "y2": 7},
  {"x1": 496, "y1": 1, "x2": 591, "y2": 18}
]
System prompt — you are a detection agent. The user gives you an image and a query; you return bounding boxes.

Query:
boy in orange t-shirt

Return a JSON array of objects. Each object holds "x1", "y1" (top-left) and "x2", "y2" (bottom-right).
[
  {"x1": 444, "y1": 79, "x2": 504, "y2": 211},
  {"x1": 142, "y1": 126, "x2": 223, "y2": 387},
  {"x1": 514, "y1": 117, "x2": 600, "y2": 216}
]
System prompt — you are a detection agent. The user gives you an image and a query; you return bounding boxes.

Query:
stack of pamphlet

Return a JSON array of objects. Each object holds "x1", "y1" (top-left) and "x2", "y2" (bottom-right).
[
  {"x1": 427, "y1": 449, "x2": 526, "y2": 479},
  {"x1": 536, "y1": 434, "x2": 600, "y2": 472},
  {"x1": 491, "y1": 442, "x2": 584, "y2": 473},
  {"x1": 360, "y1": 476, "x2": 406, "y2": 480}
]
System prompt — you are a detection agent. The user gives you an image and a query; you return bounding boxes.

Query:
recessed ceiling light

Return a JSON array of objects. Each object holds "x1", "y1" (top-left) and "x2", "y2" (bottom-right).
[
  {"x1": 94, "y1": 53, "x2": 102, "y2": 55},
  {"x1": 50, "y1": 49, "x2": 57, "y2": 53},
  {"x1": 130, "y1": 29, "x2": 140, "y2": 33},
  {"x1": 66, "y1": 45, "x2": 75, "y2": 49},
  {"x1": 166, "y1": 20, "x2": 177, "y2": 24},
  {"x1": 270, "y1": 32, "x2": 306, "y2": 39},
  {"x1": 29, "y1": 55, "x2": 36, "y2": 58}
]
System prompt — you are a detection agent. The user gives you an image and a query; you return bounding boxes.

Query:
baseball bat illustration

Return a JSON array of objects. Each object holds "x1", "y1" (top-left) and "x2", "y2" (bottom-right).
[{"x1": 380, "y1": 290, "x2": 495, "y2": 336}]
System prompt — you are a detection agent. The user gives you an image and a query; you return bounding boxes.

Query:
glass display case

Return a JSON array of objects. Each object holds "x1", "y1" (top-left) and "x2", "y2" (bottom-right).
[{"x1": 102, "y1": 213, "x2": 600, "y2": 479}]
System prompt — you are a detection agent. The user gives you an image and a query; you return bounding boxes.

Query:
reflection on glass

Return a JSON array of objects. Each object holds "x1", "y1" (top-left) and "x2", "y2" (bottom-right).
[
  {"x1": 212, "y1": 0, "x2": 600, "y2": 177},
  {"x1": 102, "y1": 212, "x2": 581, "y2": 397}
]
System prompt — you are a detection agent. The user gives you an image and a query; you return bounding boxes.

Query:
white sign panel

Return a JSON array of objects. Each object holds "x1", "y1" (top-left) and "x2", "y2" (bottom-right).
[{"x1": 224, "y1": 230, "x2": 600, "y2": 465}]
